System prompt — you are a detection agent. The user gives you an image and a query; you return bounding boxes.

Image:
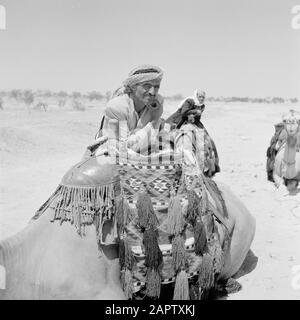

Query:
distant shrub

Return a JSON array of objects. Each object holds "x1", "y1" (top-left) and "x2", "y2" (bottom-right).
[
  {"x1": 87, "y1": 91, "x2": 104, "y2": 101},
  {"x1": 72, "y1": 92, "x2": 81, "y2": 99},
  {"x1": 22, "y1": 90, "x2": 34, "y2": 111},
  {"x1": 290, "y1": 98, "x2": 298, "y2": 104},
  {"x1": 58, "y1": 98, "x2": 66, "y2": 107},
  {"x1": 34, "y1": 101, "x2": 48, "y2": 111},
  {"x1": 10, "y1": 89, "x2": 22, "y2": 100},
  {"x1": 72, "y1": 99, "x2": 85, "y2": 111},
  {"x1": 272, "y1": 97, "x2": 285, "y2": 104},
  {"x1": 105, "y1": 91, "x2": 112, "y2": 101},
  {"x1": 0, "y1": 97, "x2": 3, "y2": 110},
  {"x1": 57, "y1": 91, "x2": 68, "y2": 98}
]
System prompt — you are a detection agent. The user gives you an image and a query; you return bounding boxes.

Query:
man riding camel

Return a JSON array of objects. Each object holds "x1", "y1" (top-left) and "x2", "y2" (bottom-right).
[{"x1": 86, "y1": 65, "x2": 165, "y2": 157}]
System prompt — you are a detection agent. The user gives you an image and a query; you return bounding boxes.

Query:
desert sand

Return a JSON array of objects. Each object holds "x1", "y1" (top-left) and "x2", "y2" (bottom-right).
[{"x1": 1, "y1": 100, "x2": 300, "y2": 299}]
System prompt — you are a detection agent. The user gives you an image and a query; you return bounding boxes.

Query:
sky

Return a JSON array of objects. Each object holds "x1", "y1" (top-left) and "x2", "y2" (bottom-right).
[{"x1": 0, "y1": 0, "x2": 299, "y2": 98}]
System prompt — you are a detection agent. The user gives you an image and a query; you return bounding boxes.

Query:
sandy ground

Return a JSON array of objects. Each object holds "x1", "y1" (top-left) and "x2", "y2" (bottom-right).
[{"x1": 1, "y1": 100, "x2": 300, "y2": 299}]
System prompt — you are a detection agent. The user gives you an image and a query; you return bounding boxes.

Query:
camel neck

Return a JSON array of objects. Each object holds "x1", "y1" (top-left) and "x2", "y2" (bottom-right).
[{"x1": 283, "y1": 134, "x2": 298, "y2": 179}]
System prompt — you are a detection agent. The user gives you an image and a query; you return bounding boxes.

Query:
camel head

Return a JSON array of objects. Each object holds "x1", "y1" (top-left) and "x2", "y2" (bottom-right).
[{"x1": 282, "y1": 109, "x2": 300, "y2": 137}]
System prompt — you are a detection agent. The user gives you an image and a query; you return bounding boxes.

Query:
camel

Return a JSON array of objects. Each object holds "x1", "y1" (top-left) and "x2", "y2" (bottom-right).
[
  {"x1": 0, "y1": 126, "x2": 255, "y2": 300},
  {"x1": 272, "y1": 111, "x2": 300, "y2": 192}
]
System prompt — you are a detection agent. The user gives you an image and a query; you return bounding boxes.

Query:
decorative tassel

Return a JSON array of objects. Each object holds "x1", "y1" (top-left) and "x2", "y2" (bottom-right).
[
  {"x1": 143, "y1": 229, "x2": 163, "y2": 269},
  {"x1": 172, "y1": 235, "x2": 187, "y2": 272},
  {"x1": 197, "y1": 253, "x2": 215, "y2": 299},
  {"x1": 194, "y1": 218, "x2": 208, "y2": 256},
  {"x1": 213, "y1": 242, "x2": 224, "y2": 275},
  {"x1": 186, "y1": 190, "x2": 200, "y2": 226},
  {"x1": 115, "y1": 196, "x2": 132, "y2": 236},
  {"x1": 173, "y1": 270, "x2": 190, "y2": 300},
  {"x1": 120, "y1": 269, "x2": 134, "y2": 299},
  {"x1": 135, "y1": 191, "x2": 163, "y2": 299},
  {"x1": 202, "y1": 212, "x2": 215, "y2": 237},
  {"x1": 118, "y1": 238, "x2": 135, "y2": 270},
  {"x1": 189, "y1": 282, "x2": 201, "y2": 300},
  {"x1": 38, "y1": 182, "x2": 117, "y2": 240},
  {"x1": 136, "y1": 191, "x2": 159, "y2": 230},
  {"x1": 145, "y1": 268, "x2": 161, "y2": 298},
  {"x1": 166, "y1": 196, "x2": 185, "y2": 235}
]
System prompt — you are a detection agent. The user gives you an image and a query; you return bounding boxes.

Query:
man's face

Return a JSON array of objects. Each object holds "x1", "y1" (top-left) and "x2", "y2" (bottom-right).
[
  {"x1": 197, "y1": 94, "x2": 205, "y2": 105},
  {"x1": 133, "y1": 79, "x2": 161, "y2": 106}
]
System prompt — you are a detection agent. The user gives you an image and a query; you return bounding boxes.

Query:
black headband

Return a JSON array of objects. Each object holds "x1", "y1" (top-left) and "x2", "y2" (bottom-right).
[{"x1": 132, "y1": 68, "x2": 160, "y2": 75}]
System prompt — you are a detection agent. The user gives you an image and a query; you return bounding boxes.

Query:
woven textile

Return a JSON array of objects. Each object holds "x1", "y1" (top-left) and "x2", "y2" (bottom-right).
[{"x1": 117, "y1": 157, "x2": 227, "y2": 299}]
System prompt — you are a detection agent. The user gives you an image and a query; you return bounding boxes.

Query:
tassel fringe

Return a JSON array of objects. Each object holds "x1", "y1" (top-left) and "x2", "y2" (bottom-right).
[
  {"x1": 166, "y1": 195, "x2": 185, "y2": 235},
  {"x1": 197, "y1": 254, "x2": 215, "y2": 297},
  {"x1": 186, "y1": 190, "x2": 200, "y2": 226},
  {"x1": 143, "y1": 229, "x2": 163, "y2": 269},
  {"x1": 36, "y1": 183, "x2": 117, "y2": 240},
  {"x1": 173, "y1": 270, "x2": 190, "y2": 300},
  {"x1": 120, "y1": 269, "x2": 134, "y2": 299},
  {"x1": 115, "y1": 196, "x2": 133, "y2": 236},
  {"x1": 136, "y1": 192, "x2": 159, "y2": 230},
  {"x1": 194, "y1": 219, "x2": 208, "y2": 256},
  {"x1": 119, "y1": 238, "x2": 135, "y2": 270},
  {"x1": 172, "y1": 235, "x2": 187, "y2": 272},
  {"x1": 145, "y1": 269, "x2": 161, "y2": 298}
]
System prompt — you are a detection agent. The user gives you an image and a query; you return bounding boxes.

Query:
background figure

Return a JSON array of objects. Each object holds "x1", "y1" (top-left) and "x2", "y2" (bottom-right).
[
  {"x1": 166, "y1": 89, "x2": 220, "y2": 175},
  {"x1": 166, "y1": 89, "x2": 206, "y2": 129},
  {"x1": 266, "y1": 109, "x2": 300, "y2": 182}
]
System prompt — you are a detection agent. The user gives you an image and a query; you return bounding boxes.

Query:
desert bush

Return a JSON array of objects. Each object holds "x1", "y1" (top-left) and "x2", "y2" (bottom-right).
[
  {"x1": 72, "y1": 92, "x2": 81, "y2": 99},
  {"x1": 272, "y1": 97, "x2": 285, "y2": 104},
  {"x1": 290, "y1": 98, "x2": 298, "y2": 104},
  {"x1": 10, "y1": 89, "x2": 22, "y2": 100},
  {"x1": 87, "y1": 91, "x2": 104, "y2": 101},
  {"x1": 58, "y1": 98, "x2": 66, "y2": 107},
  {"x1": 22, "y1": 90, "x2": 34, "y2": 111},
  {"x1": 0, "y1": 97, "x2": 3, "y2": 110},
  {"x1": 57, "y1": 91, "x2": 68, "y2": 98},
  {"x1": 105, "y1": 91, "x2": 112, "y2": 101},
  {"x1": 72, "y1": 99, "x2": 85, "y2": 111},
  {"x1": 34, "y1": 101, "x2": 48, "y2": 111}
]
